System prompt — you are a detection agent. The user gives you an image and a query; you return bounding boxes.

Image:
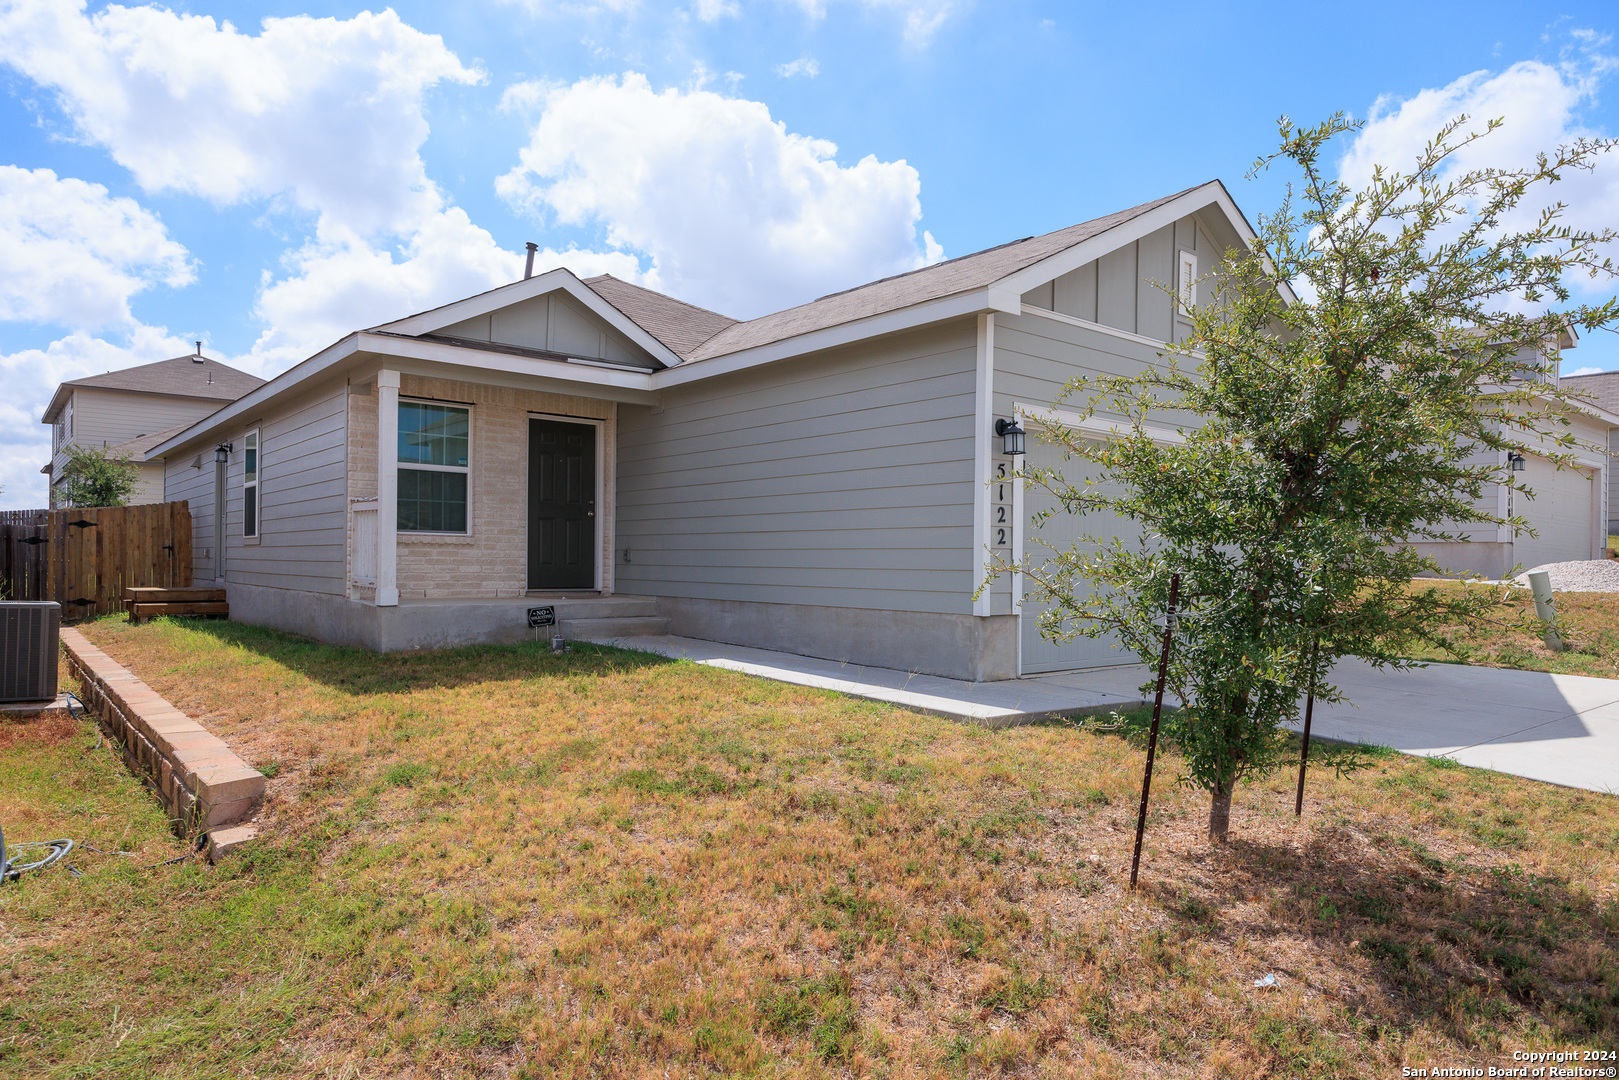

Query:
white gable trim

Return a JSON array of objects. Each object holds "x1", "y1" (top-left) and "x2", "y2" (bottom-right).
[
  {"x1": 150, "y1": 334, "x2": 363, "y2": 459},
  {"x1": 375, "y1": 268, "x2": 685, "y2": 370},
  {"x1": 654, "y1": 287, "x2": 1004, "y2": 390},
  {"x1": 995, "y1": 181, "x2": 1299, "y2": 307}
]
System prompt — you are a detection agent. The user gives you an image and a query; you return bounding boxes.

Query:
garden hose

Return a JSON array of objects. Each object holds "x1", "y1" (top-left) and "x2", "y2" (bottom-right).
[
  {"x1": 0, "y1": 822, "x2": 74, "y2": 883},
  {"x1": 0, "y1": 695, "x2": 96, "y2": 882}
]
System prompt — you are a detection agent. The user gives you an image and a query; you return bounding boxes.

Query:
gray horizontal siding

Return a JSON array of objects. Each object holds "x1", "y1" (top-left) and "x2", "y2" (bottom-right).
[
  {"x1": 617, "y1": 320, "x2": 979, "y2": 615},
  {"x1": 164, "y1": 455, "x2": 216, "y2": 583},
  {"x1": 221, "y1": 385, "x2": 349, "y2": 596}
]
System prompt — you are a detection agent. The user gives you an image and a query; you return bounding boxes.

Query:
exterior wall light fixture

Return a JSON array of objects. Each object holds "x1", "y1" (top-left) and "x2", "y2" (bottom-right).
[
  {"x1": 995, "y1": 418, "x2": 1026, "y2": 456},
  {"x1": 215, "y1": 443, "x2": 233, "y2": 465},
  {"x1": 1508, "y1": 451, "x2": 1527, "y2": 472}
]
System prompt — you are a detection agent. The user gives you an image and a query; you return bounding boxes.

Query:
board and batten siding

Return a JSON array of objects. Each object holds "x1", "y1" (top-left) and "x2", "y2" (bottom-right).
[
  {"x1": 1018, "y1": 213, "x2": 1236, "y2": 346},
  {"x1": 209, "y1": 383, "x2": 350, "y2": 596},
  {"x1": 616, "y1": 320, "x2": 980, "y2": 615}
]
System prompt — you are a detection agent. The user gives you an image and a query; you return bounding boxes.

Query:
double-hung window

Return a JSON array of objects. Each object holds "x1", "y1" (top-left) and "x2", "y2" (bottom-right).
[
  {"x1": 398, "y1": 400, "x2": 470, "y2": 533},
  {"x1": 243, "y1": 429, "x2": 260, "y2": 538}
]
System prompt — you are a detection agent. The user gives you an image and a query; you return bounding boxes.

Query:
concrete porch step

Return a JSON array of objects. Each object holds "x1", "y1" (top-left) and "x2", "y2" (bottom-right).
[
  {"x1": 561, "y1": 616, "x2": 673, "y2": 641},
  {"x1": 525, "y1": 595, "x2": 659, "y2": 620}
]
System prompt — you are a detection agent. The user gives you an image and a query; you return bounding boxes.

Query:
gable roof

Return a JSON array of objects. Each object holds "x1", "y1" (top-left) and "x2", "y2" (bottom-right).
[
  {"x1": 374, "y1": 266, "x2": 687, "y2": 368},
  {"x1": 583, "y1": 275, "x2": 737, "y2": 359},
  {"x1": 152, "y1": 181, "x2": 1256, "y2": 460},
  {"x1": 44, "y1": 354, "x2": 264, "y2": 423},
  {"x1": 683, "y1": 184, "x2": 1211, "y2": 362}
]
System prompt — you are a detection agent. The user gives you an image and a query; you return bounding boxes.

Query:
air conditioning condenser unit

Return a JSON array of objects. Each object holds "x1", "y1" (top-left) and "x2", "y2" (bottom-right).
[{"x1": 0, "y1": 601, "x2": 61, "y2": 703}]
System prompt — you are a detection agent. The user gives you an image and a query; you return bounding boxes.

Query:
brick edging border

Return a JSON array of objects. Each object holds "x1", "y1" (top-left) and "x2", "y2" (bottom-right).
[{"x1": 60, "y1": 627, "x2": 264, "y2": 848}]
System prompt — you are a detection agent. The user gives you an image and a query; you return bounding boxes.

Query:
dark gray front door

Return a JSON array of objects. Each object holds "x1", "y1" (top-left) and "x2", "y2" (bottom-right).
[{"x1": 527, "y1": 418, "x2": 595, "y2": 590}]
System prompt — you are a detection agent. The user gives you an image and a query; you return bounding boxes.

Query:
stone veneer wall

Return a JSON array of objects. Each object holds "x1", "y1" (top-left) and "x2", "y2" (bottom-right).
[
  {"x1": 347, "y1": 376, "x2": 616, "y2": 598},
  {"x1": 61, "y1": 627, "x2": 265, "y2": 836}
]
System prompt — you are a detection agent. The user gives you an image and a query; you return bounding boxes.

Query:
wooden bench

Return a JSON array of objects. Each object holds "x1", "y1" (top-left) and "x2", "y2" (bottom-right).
[{"x1": 124, "y1": 587, "x2": 229, "y2": 625}]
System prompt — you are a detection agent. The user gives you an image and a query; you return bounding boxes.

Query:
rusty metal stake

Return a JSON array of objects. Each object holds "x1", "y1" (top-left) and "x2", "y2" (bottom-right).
[
  {"x1": 1129, "y1": 572, "x2": 1180, "y2": 891},
  {"x1": 1294, "y1": 634, "x2": 1320, "y2": 817}
]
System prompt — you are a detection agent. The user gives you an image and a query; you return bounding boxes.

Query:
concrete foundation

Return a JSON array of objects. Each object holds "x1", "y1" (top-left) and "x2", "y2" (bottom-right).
[
  {"x1": 225, "y1": 582, "x2": 662, "y2": 653},
  {"x1": 224, "y1": 581, "x2": 1016, "y2": 679},
  {"x1": 655, "y1": 595, "x2": 1018, "y2": 682}
]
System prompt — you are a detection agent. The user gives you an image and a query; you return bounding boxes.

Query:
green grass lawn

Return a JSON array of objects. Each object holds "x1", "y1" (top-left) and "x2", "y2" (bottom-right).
[
  {"x1": 0, "y1": 614, "x2": 1615, "y2": 1078},
  {"x1": 1404, "y1": 580, "x2": 1619, "y2": 679}
]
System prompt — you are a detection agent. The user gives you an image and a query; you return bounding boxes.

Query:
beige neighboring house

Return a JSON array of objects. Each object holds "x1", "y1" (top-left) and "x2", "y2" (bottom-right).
[
  {"x1": 41, "y1": 346, "x2": 264, "y2": 507},
  {"x1": 1561, "y1": 367, "x2": 1619, "y2": 537},
  {"x1": 1407, "y1": 328, "x2": 1619, "y2": 580}
]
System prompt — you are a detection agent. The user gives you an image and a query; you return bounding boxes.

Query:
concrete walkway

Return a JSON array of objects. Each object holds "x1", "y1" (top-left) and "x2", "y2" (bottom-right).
[{"x1": 595, "y1": 634, "x2": 1619, "y2": 794}]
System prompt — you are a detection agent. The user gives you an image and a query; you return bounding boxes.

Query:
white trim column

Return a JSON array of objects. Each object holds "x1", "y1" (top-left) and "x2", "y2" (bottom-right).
[
  {"x1": 376, "y1": 369, "x2": 400, "y2": 607},
  {"x1": 972, "y1": 313, "x2": 995, "y2": 617}
]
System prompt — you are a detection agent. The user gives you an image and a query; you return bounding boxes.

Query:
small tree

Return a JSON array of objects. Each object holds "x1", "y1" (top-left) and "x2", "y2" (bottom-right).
[
  {"x1": 58, "y1": 444, "x2": 140, "y2": 507},
  {"x1": 1007, "y1": 114, "x2": 1618, "y2": 843}
]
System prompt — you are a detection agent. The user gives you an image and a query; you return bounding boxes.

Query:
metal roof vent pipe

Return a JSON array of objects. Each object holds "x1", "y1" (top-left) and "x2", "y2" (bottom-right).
[
  {"x1": 193, "y1": 341, "x2": 205, "y2": 363},
  {"x1": 524, "y1": 241, "x2": 538, "y2": 280}
]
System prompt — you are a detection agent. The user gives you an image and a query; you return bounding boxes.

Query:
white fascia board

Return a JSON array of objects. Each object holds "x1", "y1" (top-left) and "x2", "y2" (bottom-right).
[
  {"x1": 1017, "y1": 401, "x2": 1187, "y2": 446},
  {"x1": 654, "y1": 287, "x2": 998, "y2": 390},
  {"x1": 150, "y1": 333, "x2": 363, "y2": 459},
  {"x1": 361, "y1": 333, "x2": 655, "y2": 397},
  {"x1": 993, "y1": 180, "x2": 1300, "y2": 308},
  {"x1": 375, "y1": 267, "x2": 684, "y2": 370}
]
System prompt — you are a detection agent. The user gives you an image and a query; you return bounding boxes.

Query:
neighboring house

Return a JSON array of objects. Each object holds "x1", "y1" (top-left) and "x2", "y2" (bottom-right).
[
  {"x1": 41, "y1": 347, "x2": 265, "y2": 506},
  {"x1": 148, "y1": 179, "x2": 1617, "y2": 680},
  {"x1": 1406, "y1": 330, "x2": 1617, "y2": 581},
  {"x1": 1561, "y1": 367, "x2": 1619, "y2": 539}
]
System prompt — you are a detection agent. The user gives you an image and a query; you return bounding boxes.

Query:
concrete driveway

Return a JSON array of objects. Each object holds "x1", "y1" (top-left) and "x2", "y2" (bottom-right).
[
  {"x1": 594, "y1": 632, "x2": 1619, "y2": 794},
  {"x1": 1042, "y1": 658, "x2": 1619, "y2": 794}
]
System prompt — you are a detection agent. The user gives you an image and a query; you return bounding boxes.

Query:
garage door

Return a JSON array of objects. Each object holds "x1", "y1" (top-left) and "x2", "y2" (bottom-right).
[
  {"x1": 1019, "y1": 441, "x2": 1142, "y2": 674},
  {"x1": 1514, "y1": 457, "x2": 1595, "y2": 570}
]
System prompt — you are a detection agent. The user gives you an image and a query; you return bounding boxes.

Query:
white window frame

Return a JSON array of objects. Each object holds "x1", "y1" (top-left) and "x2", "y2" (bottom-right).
[
  {"x1": 1177, "y1": 249, "x2": 1198, "y2": 319},
  {"x1": 397, "y1": 397, "x2": 473, "y2": 536},
  {"x1": 243, "y1": 428, "x2": 261, "y2": 541}
]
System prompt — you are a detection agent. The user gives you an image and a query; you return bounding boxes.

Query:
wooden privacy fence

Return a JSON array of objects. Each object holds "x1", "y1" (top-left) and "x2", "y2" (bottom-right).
[{"x1": 0, "y1": 501, "x2": 193, "y2": 621}]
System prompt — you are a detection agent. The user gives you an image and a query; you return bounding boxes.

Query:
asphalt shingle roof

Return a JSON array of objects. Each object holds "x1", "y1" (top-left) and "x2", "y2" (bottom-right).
[
  {"x1": 105, "y1": 424, "x2": 191, "y2": 462},
  {"x1": 1563, "y1": 371, "x2": 1619, "y2": 417},
  {"x1": 682, "y1": 185, "x2": 1203, "y2": 362},
  {"x1": 583, "y1": 275, "x2": 737, "y2": 359},
  {"x1": 62, "y1": 354, "x2": 264, "y2": 402}
]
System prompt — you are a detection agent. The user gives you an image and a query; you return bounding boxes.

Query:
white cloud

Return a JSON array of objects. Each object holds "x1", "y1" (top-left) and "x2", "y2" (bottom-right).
[
  {"x1": 0, "y1": 2, "x2": 544, "y2": 377},
  {"x1": 777, "y1": 55, "x2": 820, "y2": 78},
  {"x1": 0, "y1": 165, "x2": 192, "y2": 329},
  {"x1": 0, "y1": 324, "x2": 194, "y2": 508},
  {"x1": 0, "y1": 0, "x2": 481, "y2": 237},
  {"x1": 789, "y1": 0, "x2": 965, "y2": 45},
  {"x1": 497, "y1": 73, "x2": 938, "y2": 317},
  {"x1": 694, "y1": 0, "x2": 739, "y2": 20},
  {"x1": 1565, "y1": 365, "x2": 1606, "y2": 377},
  {"x1": 250, "y1": 210, "x2": 647, "y2": 365},
  {"x1": 1339, "y1": 44, "x2": 1619, "y2": 279}
]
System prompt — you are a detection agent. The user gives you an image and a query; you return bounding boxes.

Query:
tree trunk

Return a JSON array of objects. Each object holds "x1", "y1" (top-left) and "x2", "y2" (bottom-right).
[{"x1": 1208, "y1": 784, "x2": 1233, "y2": 844}]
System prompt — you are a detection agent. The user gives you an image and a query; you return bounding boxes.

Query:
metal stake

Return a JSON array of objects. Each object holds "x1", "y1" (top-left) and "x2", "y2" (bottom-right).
[
  {"x1": 1294, "y1": 634, "x2": 1320, "y2": 817},
  {"x1": 1130, "y1": 572, "x2": 1180, "y2": 890}
]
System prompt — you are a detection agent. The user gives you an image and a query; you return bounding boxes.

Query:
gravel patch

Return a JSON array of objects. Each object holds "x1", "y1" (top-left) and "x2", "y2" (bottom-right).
[{"x1": 1512, "y1": 560, "x2": 1619, "y2": 592}]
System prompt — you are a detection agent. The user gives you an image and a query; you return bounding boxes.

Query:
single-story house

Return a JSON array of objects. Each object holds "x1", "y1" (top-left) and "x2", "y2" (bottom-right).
[
  {"x1": 150, "y1": 181, "x2": 1613, "y2": 679},
  {"x1": 1560, "y1": 367, "x2": 1619, "y2": 540},
  {"x1": 1406, "y1": 326, "x2": 1617, "y2": 582}
]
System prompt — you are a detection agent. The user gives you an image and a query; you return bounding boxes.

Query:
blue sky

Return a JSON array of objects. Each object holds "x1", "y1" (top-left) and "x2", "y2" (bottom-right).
[{"x1": 3, "y1": 0, "x2": 1618, "y2": 507}]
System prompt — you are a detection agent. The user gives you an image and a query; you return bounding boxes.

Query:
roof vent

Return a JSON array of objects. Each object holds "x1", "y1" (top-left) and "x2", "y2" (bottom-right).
[
  {"x1": 193, "y1": 341, "x2": 204, "y2": 363},
  {"x1": 524, "y1": 241, "x2": 538, "y2": 280}
]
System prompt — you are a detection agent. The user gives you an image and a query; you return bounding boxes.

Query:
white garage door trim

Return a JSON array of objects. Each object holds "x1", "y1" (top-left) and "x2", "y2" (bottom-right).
[{"x1": 1012, "y1": 402, "x2": 1185, "y2": 676}]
